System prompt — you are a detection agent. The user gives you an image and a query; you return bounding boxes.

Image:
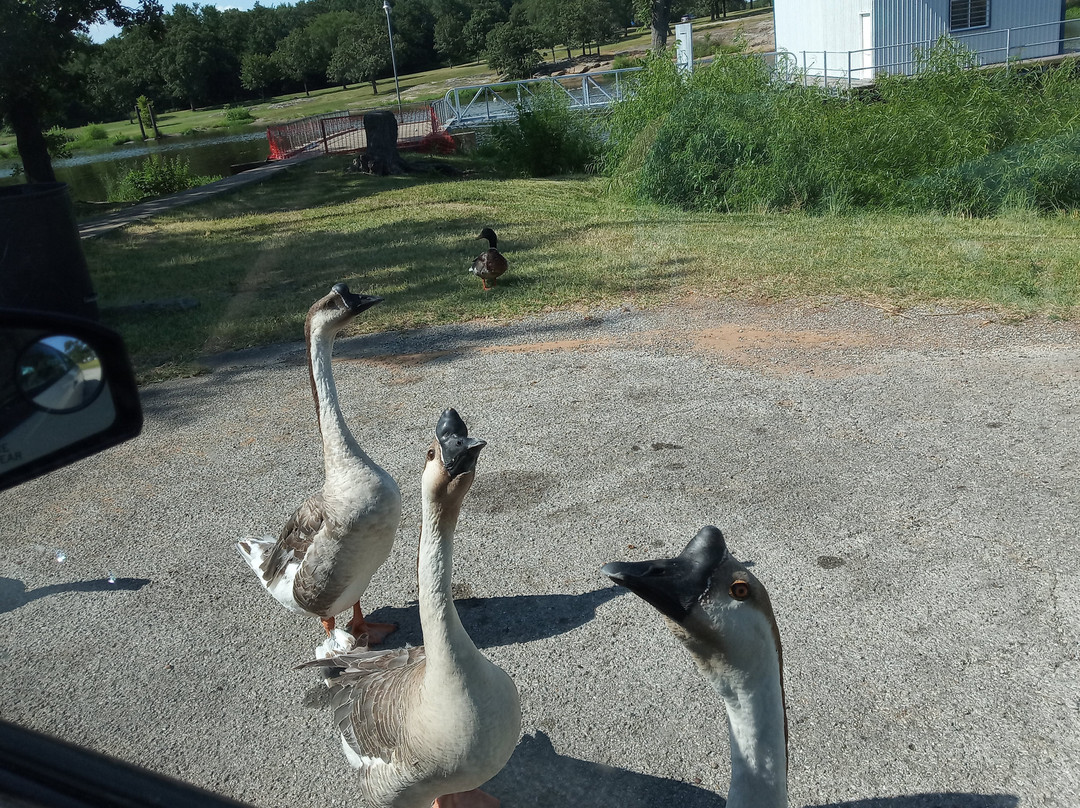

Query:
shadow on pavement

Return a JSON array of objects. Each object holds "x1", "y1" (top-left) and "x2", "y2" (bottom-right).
[
  {"x1": 490, "y1": 731, "x2": 1020, "y2": 808},
  {"x1": 0, "y1": 576, "x2": 151, "y2": 614},
  {"x1": 364, "y1": 586, "x2": 622, "y2": 649},
  {"x1": 809, "y1": 795, "x2": 1019, "y2": 808},
  {"x1": 487, "y1": 731, "x2": 719, "y2": 807}
]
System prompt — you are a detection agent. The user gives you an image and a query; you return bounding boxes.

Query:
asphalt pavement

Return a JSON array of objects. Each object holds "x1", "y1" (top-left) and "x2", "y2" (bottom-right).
[{"x1": 2, "y1": 297, "x2": 1078, "y2": 808}]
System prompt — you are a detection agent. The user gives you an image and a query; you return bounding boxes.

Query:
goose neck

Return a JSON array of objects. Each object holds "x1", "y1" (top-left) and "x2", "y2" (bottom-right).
[
  {"x1": 308, "y1": 327, "x2": 362, "y2": 469},
  {"x1": 416, "y1": 499, "x2": 476, "y2": 671},
  {"x1": 710, "y1": 659, "x2": 788, "y2": 808}
]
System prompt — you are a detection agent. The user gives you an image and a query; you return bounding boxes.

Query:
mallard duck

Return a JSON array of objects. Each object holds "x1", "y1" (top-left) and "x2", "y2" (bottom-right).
[
  {"x1": 303, "y1": 409, "x2": 520, "y2": 808},
  {"x1": 237, "y1": 283, "x2": 402, "y2": 645},
  {"x1": 468, "y1": 227, "x2": 508, "y2": 290},
  {"x1": 602, "y1": 526, "x2": 788, "y2": 808}
]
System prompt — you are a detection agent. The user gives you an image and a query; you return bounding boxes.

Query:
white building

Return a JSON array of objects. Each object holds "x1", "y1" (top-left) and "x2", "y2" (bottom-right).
[{"x1": 773, "y1": 0, "x2": 1067, "y2": 83}]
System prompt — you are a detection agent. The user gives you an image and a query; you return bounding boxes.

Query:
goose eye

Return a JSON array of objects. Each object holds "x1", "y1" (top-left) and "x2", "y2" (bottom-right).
[
  {"x1": 729, "y1": 580, "x2": 751, "y2": 600},
  {"x1": 426, "y1": 448, "x2": 436, "y2": 461}
]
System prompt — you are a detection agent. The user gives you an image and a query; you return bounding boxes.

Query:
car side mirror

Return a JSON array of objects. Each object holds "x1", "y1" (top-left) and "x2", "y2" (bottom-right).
[{"x1": 0, "y1": 309, "x2": 142, "y2": 491}]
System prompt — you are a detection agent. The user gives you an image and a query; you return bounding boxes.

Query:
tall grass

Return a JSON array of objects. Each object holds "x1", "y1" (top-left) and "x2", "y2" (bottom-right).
[
  {"x1": 477, "y1": 84, "x2": 602, "y2": 177},
  {"x1": 603, "y1": 40, "x2": 1080, "y2": 215},
  {"x1": 105, "y1": 155, "x2": 221, "y2": 202}
]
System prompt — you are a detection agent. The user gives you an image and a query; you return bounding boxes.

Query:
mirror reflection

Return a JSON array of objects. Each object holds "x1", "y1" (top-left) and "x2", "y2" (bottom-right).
[
  {"x1": 1, "y1": 329, "x2": 116, "y2": 480},
  {"x1": 17, "y1": 336, "x2": 105, "y2": 413}
]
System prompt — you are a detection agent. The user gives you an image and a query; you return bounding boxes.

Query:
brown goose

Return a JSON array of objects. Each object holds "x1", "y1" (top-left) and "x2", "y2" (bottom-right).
[
  {"x1": 468, "y1": 227, "x2": 508, "y2": 290},
  {"x1": 603, "y1": 526, "x2": 788, "y2": 808},
  {"x1": 302, "y1": 409, "x2": 520, "y2": 808},
  {"x1": 238, "y1": 283, "x2": 402, "y2": 645}
]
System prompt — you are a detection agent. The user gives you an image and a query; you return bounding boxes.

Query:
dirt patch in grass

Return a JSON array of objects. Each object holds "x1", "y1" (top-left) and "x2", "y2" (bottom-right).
[{"x1": 349, "y1": 316, "x2": 879, "y2": 379}]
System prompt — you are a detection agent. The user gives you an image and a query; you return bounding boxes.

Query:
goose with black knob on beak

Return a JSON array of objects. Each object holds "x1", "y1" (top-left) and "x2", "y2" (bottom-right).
[
  {"x1": 302, "y1": 408, "x2": 521, "y2": 808},
  {"x1": 238, "y1": 283, "x2": 402, "y2": 646},
  {"x1": 602, "y1": 526, "x2": 787, "y2": 808}
]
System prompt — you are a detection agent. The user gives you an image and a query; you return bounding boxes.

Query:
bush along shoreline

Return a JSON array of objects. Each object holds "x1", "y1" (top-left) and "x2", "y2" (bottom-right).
[{"x1": 105, "y1": 155, "x2": 221, "y2": 202}]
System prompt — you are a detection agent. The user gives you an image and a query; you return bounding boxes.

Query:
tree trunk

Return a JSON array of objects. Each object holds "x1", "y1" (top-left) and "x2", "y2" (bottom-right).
[
  {"x1": 360, "y1": 110, "x2": 407, "y2": 175},
  {"x1": 9, "y1": 96, "x2": 55, "y2": 184},
  {"x1": 651, "y1": 0, "x2": 670, "y2": 50},
  {"x1": 369, "y1": 79, "x2": 379, "y2": 95}
]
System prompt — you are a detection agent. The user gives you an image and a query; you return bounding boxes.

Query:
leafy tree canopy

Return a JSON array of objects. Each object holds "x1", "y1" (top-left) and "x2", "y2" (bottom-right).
[{"x1": 0, "y1": 0, "x2": 162, "y2": 181}]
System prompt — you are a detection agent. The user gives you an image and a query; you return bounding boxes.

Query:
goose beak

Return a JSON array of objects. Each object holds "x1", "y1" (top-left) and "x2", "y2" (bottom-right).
[
  {"x1": 332, "y1": 282, "x2": 382, "y2": 313},
  {"x1": 447, "y1": 437, "x2": 485, "y2": 478},
  {"x1": 602, "y1": 558, "x2": 699, "y2": 622},
  {"x1": 436, "y1": 408, "x2": 487, "y2": 478},
  {"x1": 602, "y1": 526, "x2": 728, "y2": 623}
]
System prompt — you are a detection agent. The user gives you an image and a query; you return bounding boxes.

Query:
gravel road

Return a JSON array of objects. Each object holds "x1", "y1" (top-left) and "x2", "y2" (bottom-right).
[{"x1": 2, "y1": 297, "x2": 1078, "y2": 808}]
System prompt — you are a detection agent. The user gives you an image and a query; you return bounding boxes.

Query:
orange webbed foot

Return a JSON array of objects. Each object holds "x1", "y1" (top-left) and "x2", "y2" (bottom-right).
[
  {"x1": 434, "y1": 788, "x2": 500, "y2": 808},
  {"x1": 346, "y1": 604, "x2": 397, "y2": 645}
]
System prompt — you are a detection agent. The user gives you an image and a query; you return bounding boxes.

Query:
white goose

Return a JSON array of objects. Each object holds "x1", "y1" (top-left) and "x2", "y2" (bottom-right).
[
  {"x1": 238, "y1": 283, "x2": 402, "y2": 644},
  {"x1": 602, "y1": 526, "x2": 788, "y2": 808},
  {"x1": 304, "y1": 408, "x2": 521, "y2": 808}
]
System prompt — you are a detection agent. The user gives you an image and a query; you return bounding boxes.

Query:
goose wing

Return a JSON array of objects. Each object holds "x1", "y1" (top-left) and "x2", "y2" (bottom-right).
[
  {"x1": 316, "y1": 645, "x2": 428, "y2": 764},
  {"x1": 259, "y1": 491, "x2": 325, "y2": 584}
]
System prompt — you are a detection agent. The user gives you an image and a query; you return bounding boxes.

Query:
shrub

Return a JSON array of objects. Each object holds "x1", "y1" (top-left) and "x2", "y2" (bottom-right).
[
  {"x1": 603, "y1": 40, "x2": 1080, "y2": 215},
  {"x1": 44, "y1": 126, "x2": 74, "y2": 159},
  {"x1": 478, "y1": 83, "x2": 602, "y2": 177},
  {"x1": 84, "y1": 124, "x2": 108, "y2": 141},
  {"x1": 106, "y1": 155, "x2": 221, "y2": 202},
  {"x1": 224, "y1": 105, "x2": 255, "y2": 124},
  {"x1": 611, "y1": 54, "x2": 645, "y2": 70}
]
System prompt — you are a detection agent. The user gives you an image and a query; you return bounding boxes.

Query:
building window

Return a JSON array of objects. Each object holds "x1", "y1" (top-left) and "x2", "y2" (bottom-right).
[{"x1": 950, "y1": 0, "x2": 989, "y2": 31}]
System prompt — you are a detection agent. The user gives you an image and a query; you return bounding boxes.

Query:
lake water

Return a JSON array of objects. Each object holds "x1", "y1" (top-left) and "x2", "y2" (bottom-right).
[{"x1": 0, "y1": 128, "x2": 271, "y2": 202}]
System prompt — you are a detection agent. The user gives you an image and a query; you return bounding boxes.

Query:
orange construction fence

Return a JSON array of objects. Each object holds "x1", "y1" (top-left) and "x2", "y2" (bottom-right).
[{"x1": 266, "y1": 104, "x2": 449, "y2": 160}]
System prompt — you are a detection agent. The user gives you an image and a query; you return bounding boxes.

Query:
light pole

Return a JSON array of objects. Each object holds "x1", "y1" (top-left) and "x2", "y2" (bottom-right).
[{"x1": 382, "y1": 0, "x2": 402, "y2": 113}]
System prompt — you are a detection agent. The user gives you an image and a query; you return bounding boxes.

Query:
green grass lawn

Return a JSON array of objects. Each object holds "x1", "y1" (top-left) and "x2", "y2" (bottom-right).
[{"x1": 83, "y1": 154, "x2": 1080, "y2": 383}]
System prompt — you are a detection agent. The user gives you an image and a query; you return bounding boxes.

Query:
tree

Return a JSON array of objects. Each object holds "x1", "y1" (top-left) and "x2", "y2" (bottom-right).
[
  {"x1": 463, "y1": 0, "x2": 506, "y2": 62},
  {"x1": 273, "y1": 27, "x2": 322, "y2": 95},
  {"x1": 486, "y1": 17, "x2": 541, "y2": 79},
  {"x1": 306, "y1": 10, "x2": 355, "y2": 76},
  {"x1": 522, "y1": 0, "x2": 569, "y2": 61},
  {"x1": 240, "y1": 51, "x2": 279, "y2": 97},
  {"x1": 328, "y1": 22, "x2": 390, "y2": 94},
  {"x1": 84, "y1": 25, "x2": 167, "y2": 122},
  {"x1": 0, "y1": 0, "x2": 161, "y2": 183},
  {"x1": 434, "y1": 12, "x2": 468, "y2": 66},
  {"x1": 156, "y1": 5, "x2": 222, "y2": 110},
  {"x1": 385, "y1": 0, "x2": 435, "y2": 74},
  {"x1": 650, "y1": 0, "x2": 670, "y2": 50}
]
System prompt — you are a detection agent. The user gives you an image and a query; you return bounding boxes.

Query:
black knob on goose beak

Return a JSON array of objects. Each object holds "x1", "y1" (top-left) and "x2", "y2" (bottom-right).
[
  {"x1": 332, "y1": 282, "x2": 382, "y2": 313},
  {"x1": 437, "y1": 408, "x2": 487, "y2": 478}
]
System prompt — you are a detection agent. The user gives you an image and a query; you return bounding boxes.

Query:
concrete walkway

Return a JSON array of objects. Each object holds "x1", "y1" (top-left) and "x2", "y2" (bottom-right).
[{"x1": 78, "y1": 151, "x2": 319, "y2": 239}]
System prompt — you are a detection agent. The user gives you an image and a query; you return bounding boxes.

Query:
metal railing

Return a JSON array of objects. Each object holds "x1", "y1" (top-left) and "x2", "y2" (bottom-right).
[
  {"x1": 434, "y1": 68, "x2": 644, "y2": 129},
  {"x1": 266, "y1": 103, "x2": 439, "y2": 160},
  {"x1": 433, "y1": 51, "x2": 801, "y2": 129},
  {"x1": 794, "y1": 19, "x2": 1080, "y2": 92}
]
